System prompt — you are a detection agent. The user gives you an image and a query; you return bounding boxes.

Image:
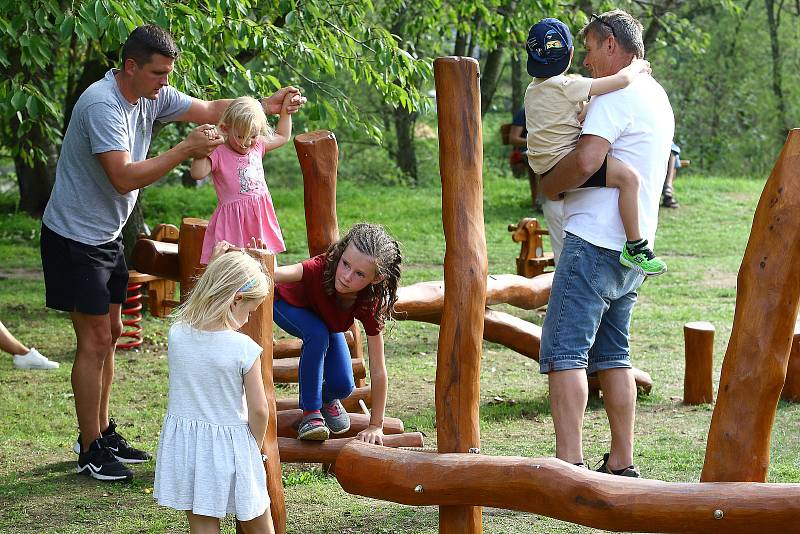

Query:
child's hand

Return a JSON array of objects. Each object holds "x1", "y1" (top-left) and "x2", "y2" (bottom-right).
[
  {"x1": 261, "y1": 86, "x2": 307, "y2": 115},
  {"x1": 247, "y1": 237, "x2": 271, "y2": 252},
  {"x1": 627, "y1": 58, "x2": 651, "y2": 75},
  {"x1": 210, "y1": 240, "x2": 234, "y2": 262},
  {"x1": 356, "y1": 425, "x2": 384, "y2": 445}
]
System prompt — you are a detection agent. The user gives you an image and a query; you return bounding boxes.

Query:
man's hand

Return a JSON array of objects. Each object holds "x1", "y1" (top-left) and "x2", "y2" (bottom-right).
[
  {"x1": 261, "y1": 86, "x2": 306, "y2": 115},
  {"x1": 182, "y1": 124, "x2": 224, "y2": 159}
]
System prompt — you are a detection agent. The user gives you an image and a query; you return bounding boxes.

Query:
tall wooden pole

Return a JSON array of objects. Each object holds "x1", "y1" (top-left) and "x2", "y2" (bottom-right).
[
  {"x1": 293, "y1": 131, "x2": 366, "y2": 386},
  {"x1": 239, "y1": 250, "x2": 286, "y2": 533},
  {"x1": 433, "y1": 56, "x2": 486, "y2": 534},
  {"x1": 702, "y1": 129, "x2": 800, "y2": 482}
]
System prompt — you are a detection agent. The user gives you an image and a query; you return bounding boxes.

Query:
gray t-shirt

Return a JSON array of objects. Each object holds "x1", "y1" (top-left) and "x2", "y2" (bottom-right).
[{"x1": 43, "y1": 69, "x2": 191, "y2": 245}]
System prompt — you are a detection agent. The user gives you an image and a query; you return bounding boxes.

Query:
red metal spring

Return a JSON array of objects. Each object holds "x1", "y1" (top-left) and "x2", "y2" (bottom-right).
[{"x1": 117, "y1": 283, "x2": 143, "y2": 350}]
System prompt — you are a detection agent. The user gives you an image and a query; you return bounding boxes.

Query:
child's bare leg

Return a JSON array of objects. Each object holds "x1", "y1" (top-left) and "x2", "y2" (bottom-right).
[
  {"x1": 238, "y1": 511, "x2": 276, "y2": 534},
  {"x1": 604, "y1": 156, "x2": 642, "y2": 242},
  {"x1": 186, "y1": 511, "x2": 221, "y2": 534}
]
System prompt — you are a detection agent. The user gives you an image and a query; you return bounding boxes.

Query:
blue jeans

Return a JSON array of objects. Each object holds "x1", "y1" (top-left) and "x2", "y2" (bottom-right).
[
  {"x1": 273, "y1": 299, "x2": 355, "y2": 411},
  {"x1": 539, "y1": 233, "x2": 645, "y2": 375}
]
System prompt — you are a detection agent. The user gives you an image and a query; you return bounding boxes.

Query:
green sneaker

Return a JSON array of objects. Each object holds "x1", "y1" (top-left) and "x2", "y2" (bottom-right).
[{"x1": 619, "y1": 240, "x2": 667, "y2": 277}]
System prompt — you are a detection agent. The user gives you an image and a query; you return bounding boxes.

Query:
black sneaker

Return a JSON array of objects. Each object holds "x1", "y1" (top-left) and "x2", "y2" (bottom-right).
[
  {"x1": 72, "y1": 419, "x2": 152, "y2": 464},
  {"x1": 595, "y1": 453, "x2": 640, "y2": 478},
  {"x1": 76, "y1": 438, "x2": 133, "y2": 481}
]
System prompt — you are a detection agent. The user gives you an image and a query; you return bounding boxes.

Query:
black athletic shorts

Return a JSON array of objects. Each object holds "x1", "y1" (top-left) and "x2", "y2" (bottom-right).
[
  {"x1": 577, "y1": 155, "x2": 608, "y2": 188},
  {"x1": 40, "y1": 223, "x2": 128, "y2": 315}
]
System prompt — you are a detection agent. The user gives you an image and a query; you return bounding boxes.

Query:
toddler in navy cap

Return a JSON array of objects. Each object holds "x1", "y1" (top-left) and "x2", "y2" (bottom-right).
[{"x1": 524, "y1": 17, "x2": 667, "y2": 276}]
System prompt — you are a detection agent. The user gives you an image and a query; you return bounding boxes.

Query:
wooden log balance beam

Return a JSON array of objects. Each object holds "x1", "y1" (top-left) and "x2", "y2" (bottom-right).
[
  {"x1": 278, "y1": 433, "x2": 423, "y2": 464},
  {"x1": 433, "y1": 55, "x2": 486, "y2": 534},
  {"x1": 336, "y1": 441, "x2": 800, "y2": 534},
  {"x1": 276, "y1": 386, "x2": 372, "y2": 412},
  {"x1": 702, "y1": 129, "x2": 800, "y2": 482},
  {"x1": 396, "y1": 273, "x2": 553, "y2": 315},
  {"x1": 276, "y1": 409, "x2": 404, "y2": 439}
]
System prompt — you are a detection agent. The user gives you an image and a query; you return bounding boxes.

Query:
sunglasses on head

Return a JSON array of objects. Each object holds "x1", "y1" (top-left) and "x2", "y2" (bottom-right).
[{"x1": 590, "y1": 13, "x2": 616, "y2": 38}]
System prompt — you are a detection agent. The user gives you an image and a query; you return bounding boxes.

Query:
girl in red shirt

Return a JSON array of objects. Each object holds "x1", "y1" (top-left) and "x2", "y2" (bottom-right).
[{"x1": 273, "y1": 223, "x2": 401, "y2": 442}]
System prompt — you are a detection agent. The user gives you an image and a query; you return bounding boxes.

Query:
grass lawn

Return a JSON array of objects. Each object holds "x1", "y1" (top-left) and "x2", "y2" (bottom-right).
[{"x1": 1, "y1": 159, "x2": 797, "y2": 533}]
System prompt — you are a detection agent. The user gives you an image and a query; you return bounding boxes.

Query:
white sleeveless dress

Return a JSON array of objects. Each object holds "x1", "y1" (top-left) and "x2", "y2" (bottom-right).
[{"x1": 154, "y1": 323, "x2": 268, "y2": 521}]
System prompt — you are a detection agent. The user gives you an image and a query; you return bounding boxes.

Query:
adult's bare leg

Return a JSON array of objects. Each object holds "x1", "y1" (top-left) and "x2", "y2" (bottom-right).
[
  {"x1": 548, "y1": 368, "x2": 589, "y2": 464},
  {"x1": 71, "y1": 311, "x2": 115, "y2": 451},
  {"x1": 597, "y1": 367, "x2": 636, "y2": 470},
  {"x1": 99, "y1": 303, "x2": 122, "y2": 432}
]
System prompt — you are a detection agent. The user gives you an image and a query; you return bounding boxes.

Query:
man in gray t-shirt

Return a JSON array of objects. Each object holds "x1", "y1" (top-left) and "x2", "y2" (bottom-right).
[{"x1": 40, "y1": 24, "x2": 306, "y2": 482}]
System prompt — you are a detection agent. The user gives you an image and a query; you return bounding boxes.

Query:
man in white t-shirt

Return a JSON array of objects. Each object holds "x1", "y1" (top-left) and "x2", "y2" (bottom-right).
[{"x1": 537, "y1": 9, "x2": 674, "y2": 476}]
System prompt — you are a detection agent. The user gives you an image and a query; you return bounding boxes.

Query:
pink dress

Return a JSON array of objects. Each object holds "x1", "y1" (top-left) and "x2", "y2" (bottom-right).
[{"x1": 200, "y1": 137, "x2": 286, "y2": 264}]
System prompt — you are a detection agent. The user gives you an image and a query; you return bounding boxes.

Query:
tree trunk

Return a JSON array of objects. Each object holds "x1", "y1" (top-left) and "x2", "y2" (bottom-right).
[
  {"x1": 454, "y1": 29, "x2": 468, "y2": 57},
  {"x1": 479, "y1": 46, "x2": 505, "y2": 116},
  {"x1": 764, "y1": 0, "x2": 788, "y2": 136},
  {"x1": 393, "y1": 106, "x2": 418, "y2": 183},
  {"x1": 511, "y1": 53, "x2": 523, "y2": 113},
  {"x1": 14, "y1": 121, "x2": 57, "y2": 217},
  {"x1": 121, "y1": 195, "x2": 147, "y2": 264}
]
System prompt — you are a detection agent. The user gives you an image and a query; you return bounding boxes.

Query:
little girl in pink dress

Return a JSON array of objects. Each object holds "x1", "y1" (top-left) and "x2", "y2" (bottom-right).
[{"x1": 191, "y1": 96, "x2": 292, "y2": 264}]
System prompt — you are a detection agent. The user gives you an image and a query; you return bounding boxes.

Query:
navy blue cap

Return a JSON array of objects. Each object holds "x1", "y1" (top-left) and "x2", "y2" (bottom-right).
[{"x1": 526, "y1": 18, "x2": 573, "y2": 78}]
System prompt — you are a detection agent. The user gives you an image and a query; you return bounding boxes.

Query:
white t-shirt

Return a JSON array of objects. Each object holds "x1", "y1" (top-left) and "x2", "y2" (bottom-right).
[{"x1": 563, "y1": 75, "x2": 674, "y2": 251}]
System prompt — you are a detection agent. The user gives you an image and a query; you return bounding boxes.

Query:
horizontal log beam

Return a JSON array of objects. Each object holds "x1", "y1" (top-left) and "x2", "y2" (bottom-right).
[
  {"x1": 277, "y1": 409, "x2": 404, "y2": 439},
  {"x1": 278, "y1": 433, "x2": 423, "y2": 464},
  {"x1": 273, "y1": 331, "x2": 355, "y2": 359},
  {"x1": 274, "y1": 357, "x2": 365, "y2": 383},
  {"x1": 131, "y1": 238, "x2": 179, "y2": 281},
  {"x1": 396, "y1": 273, "x2": 552, "y2": 320},
  {"x1": 276, "y1": 386, "x2": 371, "y2": 412},
  {"x1": 336, "y1": 442, "x2": 800, "y2": 533}
]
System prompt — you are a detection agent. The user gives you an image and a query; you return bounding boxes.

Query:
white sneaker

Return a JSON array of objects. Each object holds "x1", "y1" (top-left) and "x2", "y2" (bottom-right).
[{"x1": 13, "y1": 348, "x2": 59, "y2": 370}]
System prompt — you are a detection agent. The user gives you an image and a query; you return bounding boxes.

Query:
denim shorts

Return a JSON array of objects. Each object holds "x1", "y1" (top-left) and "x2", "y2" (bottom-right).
[{"x1": 539, "y1": 233, "x2": 644, "y2": 375}]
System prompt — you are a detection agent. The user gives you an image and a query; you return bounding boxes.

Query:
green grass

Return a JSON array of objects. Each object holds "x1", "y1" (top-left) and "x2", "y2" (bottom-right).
[{"x1": 2, "y1": 164, "x2": 797, "y2": 533}]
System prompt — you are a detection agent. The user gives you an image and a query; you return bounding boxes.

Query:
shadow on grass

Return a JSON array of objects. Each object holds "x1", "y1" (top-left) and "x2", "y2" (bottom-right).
[{"x1": 481, "y1": 396, "x2": 551, "y2": 422}]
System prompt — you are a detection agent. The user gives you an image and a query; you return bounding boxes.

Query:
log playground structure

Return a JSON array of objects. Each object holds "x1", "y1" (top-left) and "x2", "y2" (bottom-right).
[{"x1": 132, "y1": 56, "x2": 800, "y2": 532}]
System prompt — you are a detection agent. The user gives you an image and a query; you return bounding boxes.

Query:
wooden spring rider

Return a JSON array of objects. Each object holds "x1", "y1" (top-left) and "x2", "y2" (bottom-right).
[{"x1": 508, "y1": 217, "x2": 554, "y2": 278}]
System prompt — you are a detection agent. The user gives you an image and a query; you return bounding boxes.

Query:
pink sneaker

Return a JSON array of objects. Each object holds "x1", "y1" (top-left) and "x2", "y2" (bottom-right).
[{"x1": 321, "y1": 399, "x2": 351, "y2": 434}]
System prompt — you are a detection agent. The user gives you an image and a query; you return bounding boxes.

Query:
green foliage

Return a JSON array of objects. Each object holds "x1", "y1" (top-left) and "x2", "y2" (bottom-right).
[{"x1": 0, "y1": 0, "x2": 432, "y2": 167}]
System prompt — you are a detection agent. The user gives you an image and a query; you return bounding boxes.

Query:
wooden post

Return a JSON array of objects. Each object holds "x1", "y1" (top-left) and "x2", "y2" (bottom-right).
[
  {"x1": 293, "y1": 130, "x2": 366, "y2": 387},
  {"x1": 683, "y1": 321, "x2": 715, "y2": 405},
  {"x1": 178, "y1": 218, "x2": 207, "y2": 302},
  {"x1": 433, "y1": 56, "x2": 486, "y2": 534},
  {"x1": 780, "y1": 330, "x2": 800, "y2": 401},
  {"x1": 702, "y1": 129, "x2": 800, "y2": 482},
  {"x1": 239, "y1": 249, "x2": 286, "y2": 533}
]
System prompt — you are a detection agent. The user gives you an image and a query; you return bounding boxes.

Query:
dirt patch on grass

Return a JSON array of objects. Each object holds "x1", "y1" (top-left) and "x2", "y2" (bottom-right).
[
  {"x1": 0, "y1": 268, "x2": 43, "y2": 280},
  {"x1": 698, "y1": 268, "x2": 737, "y2": 289}
]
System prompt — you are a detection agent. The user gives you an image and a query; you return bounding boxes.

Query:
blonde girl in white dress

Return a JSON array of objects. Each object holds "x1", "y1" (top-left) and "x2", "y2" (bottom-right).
[{"x1": 154, "y1": 245, "x2": 274, "y2": 534}]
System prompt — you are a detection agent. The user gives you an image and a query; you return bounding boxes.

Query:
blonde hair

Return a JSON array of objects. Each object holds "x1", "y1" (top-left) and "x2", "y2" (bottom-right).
[
  {"x1": 172, "y1": 251, "x2": 271, "y2": 330},
  {"x1": 219, "y1": 96, "x2": 274, "y2": 145}
]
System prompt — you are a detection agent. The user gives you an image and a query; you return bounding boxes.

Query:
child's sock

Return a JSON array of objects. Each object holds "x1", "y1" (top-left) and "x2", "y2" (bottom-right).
[
  {"x1": 302, "y1": 409, "x2": 322, "y2": 418},
  {"x1": 626, "y1": 238, "x2": 647, "y2": 251}
]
